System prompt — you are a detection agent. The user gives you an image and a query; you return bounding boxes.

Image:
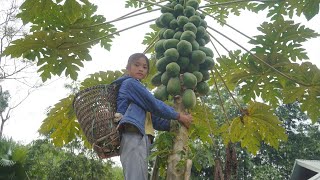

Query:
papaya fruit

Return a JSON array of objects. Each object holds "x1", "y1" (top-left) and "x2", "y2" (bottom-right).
[
  {"x1": 182, "y1": 89, "x2": 196, "y2": 109},
  {"x1": 161, "y1": 71, "x2": 170, "y2": 85},
  {"x1": 151, "y1": 71, "x2": 162, "y2": 86},
  {"x1": 177, "y1": 16, "x2": 189, "y2": 28},
  {"x1": 154, "y1": 39, "x2": 166, "y2": 54},
  {"x1": 183, "y1": 72, "x2": 197, "y2": 89},
  {"x1": 190, "y1": 40, "x2": 199, "y2": 50},
  {"x1": 177, "y1": 40, "x2": 192, "y2": 56},
  {"x1": 177, "y1": 56, "x2": 190, "y2": 71},
  {"x1": 196, "y1": 81, "x2": 210, "y2": 95},
  {"x1": 184, "y1": 6, "x2": 195, "y2": 17},
  {"x1": 199, "y1": 56, "x2": 215, "y2": 70},
  {"x1": 199, "y1": 46, "x2": 214, "y2": 57},
  {"x1": 164, "y1": 48, "x2": 179, "y2": 62},
  {"x1": 163, "y1": 39, "x2": 180, "y2": 50},
  {"x1": 173, "y1": 31, "x2": 183, "y2": 40},
  {"x1": 191, "y1": 50, "x2": 206, "y2": 64},
  {"x1": 154, "y1": 85, "x2": 168, "y2": 101},
  {"x1": 160, "y1": 13, "x2": 175, "y2": 27},
  {"x1": 166, "y1": 62, "x2": 180, "y2": 77},
  {"x1": 167, "y1": 77, "x2": 181, "y2": 96},
  {"x1": 180, "y1": 30, "x2": 196, "y2": 42},
  {"x1": 163, "y1": 29, "x2": 175, "y2": 39},
  {"x1": 196, "y1": 26, "x2": 206, "y2": 38},
  {"x1": 183, "y1": 22, "x2": 197, "y2": 34},
  {"x1": 174, "y1": 4, "x2": 184, "y2": 17},
  {"x1": 186, "y1": 0, "x2": 199, "y2": 10},
  {"x1": 192, "y1": 71, "x2": 203, "y2": 82},
  {"x1": 156, "y1": 57, "x2": 170, "y2": 72},
  {"x1": 189, "y1": 15, "x2": 201, "y2": 27}
]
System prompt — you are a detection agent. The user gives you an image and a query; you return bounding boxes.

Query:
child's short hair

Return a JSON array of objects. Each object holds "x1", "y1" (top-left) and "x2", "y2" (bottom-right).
[{"x1": 126, "y1": 53, "x2": 150, "y2": 74}]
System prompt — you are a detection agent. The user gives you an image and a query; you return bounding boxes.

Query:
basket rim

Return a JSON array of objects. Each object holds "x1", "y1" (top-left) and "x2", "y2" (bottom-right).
[{"x1": 72, "y1": 84, "x2": 116, "y2": 109}]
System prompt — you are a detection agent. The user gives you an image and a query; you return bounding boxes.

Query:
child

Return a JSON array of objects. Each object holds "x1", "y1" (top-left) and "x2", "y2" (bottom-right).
[{"x1": 112, "y1": 53, "x2": 193, "y2": 180}]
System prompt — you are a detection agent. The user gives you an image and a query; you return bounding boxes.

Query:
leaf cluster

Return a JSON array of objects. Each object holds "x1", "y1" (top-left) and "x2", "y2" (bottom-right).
[{"x1": 3, "y1": 0, "x2": 117, "y2": 81}]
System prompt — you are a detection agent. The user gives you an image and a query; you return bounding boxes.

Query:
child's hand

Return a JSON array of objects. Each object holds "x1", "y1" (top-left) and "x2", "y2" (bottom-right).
[{"x1": 177, "y1": 113, "x2": 193, "y2": 129}]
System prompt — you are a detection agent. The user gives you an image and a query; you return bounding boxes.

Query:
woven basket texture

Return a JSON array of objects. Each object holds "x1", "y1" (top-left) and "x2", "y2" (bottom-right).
[{"x1": 73, "y1": 84, "x2": 120, "y2": 158}]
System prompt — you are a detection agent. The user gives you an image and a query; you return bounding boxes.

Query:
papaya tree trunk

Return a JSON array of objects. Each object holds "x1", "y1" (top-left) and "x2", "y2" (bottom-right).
[{"x1": 166, "y1": 98, "x2": 191, "y2": 180}]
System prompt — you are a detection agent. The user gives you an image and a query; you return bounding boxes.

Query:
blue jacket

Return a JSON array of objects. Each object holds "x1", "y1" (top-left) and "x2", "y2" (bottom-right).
[{"x1": 112, "y1": 75, "x2": 179, "y2": 135}]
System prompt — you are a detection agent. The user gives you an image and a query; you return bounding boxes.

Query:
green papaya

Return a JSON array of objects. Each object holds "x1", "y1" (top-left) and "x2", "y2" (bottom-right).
[
  {"x1": 151, "y1": 71, "x2": 162, "y2": 86},
  {"x1": 163, "y1": 39, "x2": 180, "y2": 50},
  {"x1": 177, "y1": 40, "x2": 192, "y2": 56},
  {"x1": 154, "y1": 85, "x2": 168, "y2": 101},
  {"x1": 183, "y1": 22, "x2": 197, "y2": 34},
  {"x1": 167, "y1": 77, "x2": 181, "y2": 96},
  {"x1": 182, "y1": 89, "x2": 196, "y2": 109},
  {"x1": 191, "y1": 50, "x2": 206, "y2": 64},
  {"x1": 196, "y1": 81, "x2": 210, "y2": 96},
  {"x1": 161, "y1": 71, "x2": 170, "y2": 85},
  {"x1": 180, "y1": 30, "x2": 196, "y2": 42},
  {"x1": 192, "y1": 71, "x2": 203, "y2": 82},
  {"x1": 166, "y1": 62, "x2": 180, "y2": 77},
  {"x1": 183, "y1": 72, "x2": 197, "y2": 89},
  {"x1": 164, "y1": 48, "x2": 179, "y2": 61}
]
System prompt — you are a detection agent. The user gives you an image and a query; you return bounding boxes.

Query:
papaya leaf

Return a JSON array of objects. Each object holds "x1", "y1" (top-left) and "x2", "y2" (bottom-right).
[
  {"x1": 190, "y1": 101, "x2": 218, "y2": 144},
  {"x1": 254, "y1": 0, "x2": 320, "y2": 21},
  {"x1": 219, "y1": 101, "x2": 287, "y2": 155},
  {"x1": 38, "y1": 95, "x2": 89, "y2": 147},
  {"x1": 216, "y1": 52, "x2": 287, "y2": 107},
  {"x1": 250, "y1": 20, "x2": 319, "y2": 62},
  {"x1": 283, "y1": 62, "x2": 320, "y2": 123},
  {"x1": 79, "y1": 70, "x2": 124, "y2": 90},
  {"x1": 4, "y1": 0, "x2": 117, "y2": 82},
  {"x1": 142, "y1": 24, "x2": 159, "y2": 54},
  {"x1": 302, "y1": 0, "x2": 320, "y2": 20},
  {"x1": 63, "y1": 0, "x2": 82, "y2": 24},
  {"x1": 201, "y1": 0, "x2": 257, "y2": 24}
]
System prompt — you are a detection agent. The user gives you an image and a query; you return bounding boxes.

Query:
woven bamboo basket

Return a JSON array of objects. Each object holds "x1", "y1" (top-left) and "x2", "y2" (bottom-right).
[{"x1": 73, "y1": 84, "x2": 120, "y2": 158}]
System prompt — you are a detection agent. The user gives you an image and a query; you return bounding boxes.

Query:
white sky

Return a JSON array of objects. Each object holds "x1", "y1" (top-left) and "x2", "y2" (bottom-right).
[{"x1": 2, "y1": 0, "x2": 320, "y2": 165}]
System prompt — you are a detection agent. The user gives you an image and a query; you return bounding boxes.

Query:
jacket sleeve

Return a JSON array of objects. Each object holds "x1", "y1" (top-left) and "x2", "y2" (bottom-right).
[
  {"x1": 151, "y1": 114, "x2": 171, "y2": 131},
  {"x1": 122, "y1": 79, "x2": 179, "y2": 120}
]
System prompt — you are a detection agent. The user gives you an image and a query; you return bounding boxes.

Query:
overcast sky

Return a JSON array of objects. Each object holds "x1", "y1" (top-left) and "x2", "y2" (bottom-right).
[{"x1": 3, "y1": 0, "x2": 320, "y2": 152}]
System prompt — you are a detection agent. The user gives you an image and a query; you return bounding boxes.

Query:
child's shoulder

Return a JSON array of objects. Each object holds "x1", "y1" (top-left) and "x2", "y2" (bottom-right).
[{"x1": 122, "y1": 77, "x2": 141, "y2": 87}]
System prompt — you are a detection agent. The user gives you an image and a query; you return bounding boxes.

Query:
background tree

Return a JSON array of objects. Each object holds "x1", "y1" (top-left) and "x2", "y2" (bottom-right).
[{"x1": 0, "y1": 0, "x2": 48, "y2": 139}]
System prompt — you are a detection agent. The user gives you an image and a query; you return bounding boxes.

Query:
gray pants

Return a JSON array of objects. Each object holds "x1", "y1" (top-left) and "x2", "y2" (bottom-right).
[{"x1": 120, "y1": 132, "x2": 150, "y2": 180}]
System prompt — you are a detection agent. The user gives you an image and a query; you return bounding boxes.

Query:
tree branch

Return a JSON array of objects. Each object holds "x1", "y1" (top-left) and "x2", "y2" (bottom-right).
[{"x1": 199, "y1": 9, "x2": 254, "y2": 41}]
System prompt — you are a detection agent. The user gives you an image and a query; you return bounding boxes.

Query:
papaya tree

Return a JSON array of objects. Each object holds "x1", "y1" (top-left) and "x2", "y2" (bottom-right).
[{"x1": 2, "y1": 0, "x2": 320, "y2": 179}]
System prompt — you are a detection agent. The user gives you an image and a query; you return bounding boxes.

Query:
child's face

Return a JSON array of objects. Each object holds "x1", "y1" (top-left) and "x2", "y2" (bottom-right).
[{"x1": 127, "y1": 57, "x2": 148, "y2": 80}]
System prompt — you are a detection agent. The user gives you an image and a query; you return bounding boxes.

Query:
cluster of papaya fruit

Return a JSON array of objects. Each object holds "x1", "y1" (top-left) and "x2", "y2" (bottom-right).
[{"x1": 151, "y1": 0, "x2": 214, "y2": 109}]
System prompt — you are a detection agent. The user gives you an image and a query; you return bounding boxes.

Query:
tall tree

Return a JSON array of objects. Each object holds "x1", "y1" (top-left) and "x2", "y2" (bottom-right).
[
  {"x1": 2, "y1": 0, "x2": 320, "y2": 178},
  {"x1": 0, "y1": 0, "x2": 45, "y2": 138}
]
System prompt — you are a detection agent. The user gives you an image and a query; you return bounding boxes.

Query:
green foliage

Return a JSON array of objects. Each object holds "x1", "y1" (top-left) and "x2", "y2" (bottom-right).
[
  {"x1": 142, "y1": 24, "x2": 160, "y2": 53},
  {"x1": 0, "y1": 138, "x2": 28, "y2": 179},
  {"x1": 249, "y1": 20, "x2": 319, "y2": 62},
  {"x1": 254, "y1": 0, "x2": 320, "y2": 21},
  {"x1": 189, "y1": 101, "x2": 218, "y2": 144},
  {"x1": 24, "y1": 139, "x2": 120, "y2": 179},
  {"x1": 201, "y1": 0, "x2": 257, "y2": 24},
  {"x1": 283, "y1": 62, "x2": 320, "y2": 123},
  {"x1": 0, "y1": 90, "x2": 10, "y2": 113},
  {"x1": 3, "y1": 0, "x2": 117, "y2": 81},
  {"x1": 219, "y1": 101, "x2": 288, "y2": 154},
  {"x1": 125, "y1": 0, "x2": 157, "y2": 10},
  {"x1": 217, "y1": 19, "x2": 320, "y2": 122}
]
